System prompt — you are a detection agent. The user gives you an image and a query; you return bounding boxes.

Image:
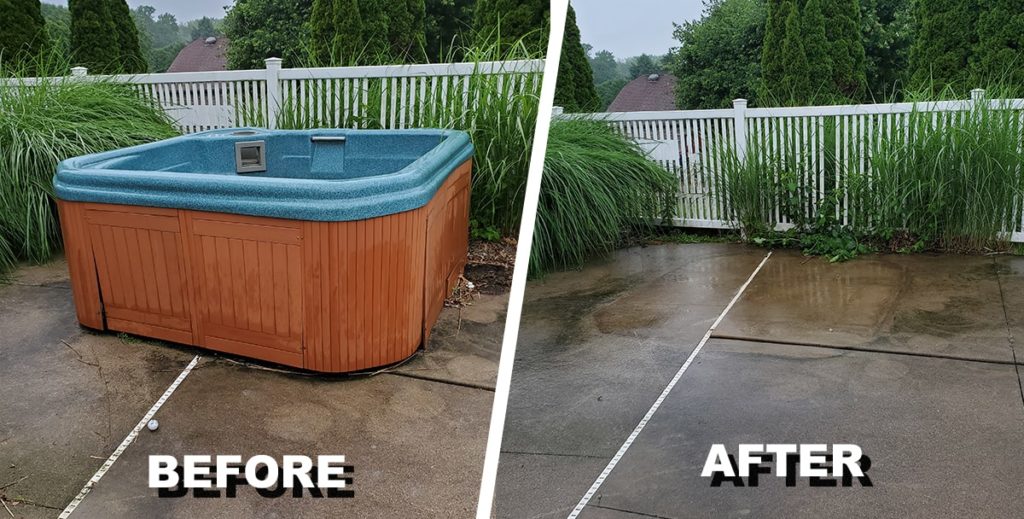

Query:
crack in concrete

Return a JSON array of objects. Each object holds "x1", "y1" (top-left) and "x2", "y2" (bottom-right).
[
  {"x1": 589, "y1": 503, "x2": 676, "y2": 518},
  {"x1": 711, "y1": 333, "x2": 1024, "y2": 366},
  {"x1": 499, "y1": 450, "x2": 609, "y2": 460},
  {"x1": 0, "y1": 495, "x2": 61, "y2": 511},
  {"x1": 992, "y1": 258, "x2": 1024, "y2": 412},
  {"x1": 381, "y1": 371, "x2": 495, "y2": 391}
]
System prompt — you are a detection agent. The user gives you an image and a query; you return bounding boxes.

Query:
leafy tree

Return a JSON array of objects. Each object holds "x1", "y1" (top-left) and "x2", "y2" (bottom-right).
[
  {"x1": 628, "y1": 54, "x2": 662, "y2": 78},
  {"x1": 424, "y1": 0, "x2": 474, "y2": 61},
  {"x1": 152, "y1": 13, "x2": 182, "y2": 48},
  {"x1": 861, "y1": 0, "x2": 912, "y2": 99},
  {"x1": 596, "y1": 77, "x2": 629, "y2": 110},
  {"x1": 150, "y1": 41, "x2": 185, "y2": 72},
  {"x1": 0, "y1": 0, "x2": 48, "y2": 71},
  {"x1": 190, "y1": 17, "x2": 218, "y2": 40},
  {"x1": 554, "y1": 4, "x2": 600, "y2": 111},
  {"x1": 760, "y1": 0, "x2": 789, "y2": 96},
  {"x1": 824, "y1": 0, "x2": 867, "y2": 98},
  {"x1": 802, "y1": 0, "x2": 834, "y2": 101},
  {"x1": 672, "y1": 0, "x2": 765, "y2": 108},
  {"x1": 225, "y1": 0, "x2": 313, "y2": 69},
  {"x1": 909, "y1": 0, "x2": 978, "y2": 91},
  {"x1": 474, "y1": 0, "x2": 549, "y2": 54},
  {"x1": 779, "y1": 0, "x2": 811, "y2": 103},
  {"x1": 589, "y1": 49, "x2": 620, "y2": 85},
  {"x1": 971, "y1": 0, "x2": 1024, "y2": 86}
]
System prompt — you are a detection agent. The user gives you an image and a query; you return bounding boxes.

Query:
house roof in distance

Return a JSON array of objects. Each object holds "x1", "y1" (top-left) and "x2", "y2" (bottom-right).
[
  {"x1": 167, "y1": 37, "x2": 230, "y2": 73},
  {"x1": 607, "y1": 73, "x2": 678, "y2": 112}
]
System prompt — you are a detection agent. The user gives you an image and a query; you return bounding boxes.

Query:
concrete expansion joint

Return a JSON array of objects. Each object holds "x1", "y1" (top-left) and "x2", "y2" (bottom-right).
[
  {"x1": 381, "y1": 371, "x2": 496, "y2": 392},
  {"x1": 589, "y1": 502, "x2": 676, "y2": 518},
  {"x1": 993, "y1": 259, "x2": 1024, "y2": 410},
  {"x1": 499, "y1": 449, "x2": 609, "y2": 460}
]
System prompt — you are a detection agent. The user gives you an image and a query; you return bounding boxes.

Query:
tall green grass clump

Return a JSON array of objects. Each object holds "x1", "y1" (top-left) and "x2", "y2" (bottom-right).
[
  {"x1": 530, "y1": 119, "x2": 679, "y2": 276},
  {"x1": 864, "y1": 96, "x2": 1024, "y2": 251},
  {"x1": 0, "y1": 55, "x2": 177, "y2": 274}
]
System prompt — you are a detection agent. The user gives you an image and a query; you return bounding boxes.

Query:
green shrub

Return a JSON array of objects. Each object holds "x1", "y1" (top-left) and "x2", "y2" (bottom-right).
[
  {"x1": 0, "y1": 56, "x2": 177, "y2": 274},
  {"x1": 530, "y1": 119, "x2": 679, "y2": 276}
]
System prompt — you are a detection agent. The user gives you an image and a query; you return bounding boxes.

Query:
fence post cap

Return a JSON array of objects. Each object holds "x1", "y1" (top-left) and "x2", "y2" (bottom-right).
[
  {"x1": 264, "y1": 57, "x2": 283, "y2": 69},
  {"x1": 732, "y1": 98, "x2": 748, "y2": 108},
  {"x1": 70, "y1": 66, "x2": 88, "y2": 76},
  {"x1": 970, "y1": 88, "x2": 985, "y2": 100},
  {"x1": 551, "y1": 106, "x2": 564, "y2": 116}
]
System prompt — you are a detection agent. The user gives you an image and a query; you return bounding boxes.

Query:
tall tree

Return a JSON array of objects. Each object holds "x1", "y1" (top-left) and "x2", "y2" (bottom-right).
[
  {"x1": 589, "y1": 49, "x2": 620, "y2": 85},
  {"x1": 760, "y1": 0, "x2": 789, "y2": 98},
  {"x1": 972, "y1": 0, "x2": 1024, "y2": 86},
  {"x1": 780, "y1": 1, "x2": 811, "y2": 103},
  {"x1": 672, "y1": 0, "x2": 765, "y2": 109},
  {"x1": 41, "y1": 2, "x2": 70, "y2": 58},
  {"x1": 424, "y1": 0, "x2": 474, "y2": 62},
  {"x1": 70, "y1": 0, "x2": 119, "y2": 72},
  {"x1": 909, "y1": 0, "x2": 978, "y2": 91},
  {"x1": 628, "y1": 54, "x2": 662, "y2": 78},
  {"x1": 802, "y1": 0, "x2": 834, "y2": 101},
  {"x1": 554, "y1": 4, "x2": 600, "y2": 111},
  {"x1": 474, "y1": 0, "x2": 549, "y2": 54},
  {"x1": 861, "y1": 0, "x2": 912, "y2": 99},
  {"x1": 107, "y1": 0, "x2": 146, "y2": 72},
  {"x1": 0, "y1": 0, "x2": 48, "y2": 71},
  {"x1": 384, "y1": 0, "x2": 427, "y2": 62},
  {"x1": 225, "y1": 0, "x2": 313, "y2": 69},
  {"x1": 190, "y1": 17, "x2": 218, "y2": 40},
  {"x1": 360, "y1": 0, "x2": 392, "y2": 61},
  {"x1": 824, "y1": 0, "x2": 867, "y2": 98}
]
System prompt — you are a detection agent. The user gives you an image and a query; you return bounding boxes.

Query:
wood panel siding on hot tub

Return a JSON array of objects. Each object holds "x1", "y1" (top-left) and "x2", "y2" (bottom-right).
[{"x1": 54, "y1": 128, "x2": 473, "y2": 373}]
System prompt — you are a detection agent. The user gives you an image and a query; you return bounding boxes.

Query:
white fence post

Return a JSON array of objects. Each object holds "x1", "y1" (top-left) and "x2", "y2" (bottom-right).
[
  {"x1": 551, "y1": 106, "x2": 564, "y2": 118},
  {"x1": 70, "y1": 66, "x2": 87, "y2": 77},
  {"x1": 264, "y1": 57, "x2": 283, "y2": 129},
  {"x1": 732, "y1": 98, "x2": 748, "y2": 164}
]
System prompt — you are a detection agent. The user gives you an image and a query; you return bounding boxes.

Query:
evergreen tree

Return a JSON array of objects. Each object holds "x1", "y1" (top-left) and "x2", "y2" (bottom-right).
[
  {"x1": 0, "y1": 0, "x2": 48, "y2": 71},
  {"x1": 909, "y1": 0, "x2": 978, "y2": 91},
  {"x1": 69, "y1": 0, "x2": 118, "y2": 72},
  {"x1": 780, "y1": 1, "x2": 811, "y2": 104},
  {"x1": 226, "y1": 0, "x2": 313, "y2": 69},
  {"x1": 360, "y1": 0, "x2": 392, "y2": 62},
  {"x1": 309, "y1": 0, "x2": 338, "y2": 64},
  {"x1": 108, "y1": 0, "x2": 146, "y2": 73},
  {"x1": 385, "y1": 0, "x2": 427, "y2": 62},
  {"x1": 802, "y1": 0, "x2": 833, "y2": 101},
  {"x1": 474, "y1": 0, "x2": 549, "y2": 54},
  {"x1": 628, "y1": 54, "x2": 662, "y2": 78},
  {"x1": 971, "y1": 0, "x2": 1024, "y2": 86},
  {"x1": 190, "y1": 17, "x2": 218, "y2": 40},
  {"x1": 760, "y1": 0, "x2": 790, "y2": 100},
  {"x1": 824, "y1": 0, "x2": 867, "y2": 98},
  {"x1": 554, "y1": 4, "x2": 600, "y2": 112},
  {"x1": 424, "y1": 0, "x2": 474, "y2": 62}
]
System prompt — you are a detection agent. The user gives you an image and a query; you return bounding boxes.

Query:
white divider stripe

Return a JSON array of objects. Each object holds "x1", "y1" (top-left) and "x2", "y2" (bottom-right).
[
  {"x1": 473, "y1": 1, "x2": 568, "y2": 517},
  {"x1": 566, "y1": 251, "x2": 773, "y2": 519},
  {"x1": 59, "y1": 355, "x2": 201, "y2": 518}
]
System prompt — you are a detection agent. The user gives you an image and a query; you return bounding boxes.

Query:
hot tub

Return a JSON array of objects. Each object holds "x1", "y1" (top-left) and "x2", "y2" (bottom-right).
[{"x1": 54, "y1": 127, "x2": 473, "y2": 373}]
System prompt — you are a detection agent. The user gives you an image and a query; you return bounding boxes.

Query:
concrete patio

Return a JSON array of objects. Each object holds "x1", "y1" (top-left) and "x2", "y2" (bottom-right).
[
  {"x1": 0, "y1": 257, "x2": 505, "y2": 518},
  {"x1": 496, "y1": 243, "x2": 1024, "y2": 518}
]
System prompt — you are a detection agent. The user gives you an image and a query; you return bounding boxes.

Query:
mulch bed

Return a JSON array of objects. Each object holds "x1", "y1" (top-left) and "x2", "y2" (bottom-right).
[{"x1": 445, "y1": 238, "x2": 516, "y2": 307}]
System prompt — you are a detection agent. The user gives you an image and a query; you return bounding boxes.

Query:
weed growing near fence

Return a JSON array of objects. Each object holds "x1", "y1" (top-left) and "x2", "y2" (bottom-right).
[
  {"x1": 0, "y1": 57, "x2": 177, "y2": 274},
  {"x1": 530, "y1": 119, "x2": 679, "y2": 276}
]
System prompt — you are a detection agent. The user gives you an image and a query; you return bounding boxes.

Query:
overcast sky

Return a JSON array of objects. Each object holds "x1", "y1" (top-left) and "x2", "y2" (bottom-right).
[
  {"x1": 574, "y1": 0, "x2": 704, "y2": 59},
  {"x1": 44, "y1": 0, "x2": 231, "y2": 22}
]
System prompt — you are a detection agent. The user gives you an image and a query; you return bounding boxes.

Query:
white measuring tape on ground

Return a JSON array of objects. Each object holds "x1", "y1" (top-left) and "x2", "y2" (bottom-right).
[
  {"x1": 58, "y1": 354, "x2": 201, "y2": 518},
  {"x1": 566, "y1": 251, "x2": 772, "y2": 518}
]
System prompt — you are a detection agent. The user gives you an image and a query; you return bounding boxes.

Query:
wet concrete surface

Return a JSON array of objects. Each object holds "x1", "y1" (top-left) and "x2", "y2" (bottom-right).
[
  {"x1": 0, "y1": 258, "x2": 505, "y2": 518},
  {"x1": 496, "y1": 244, "x2": 1024, "y2": 518}
]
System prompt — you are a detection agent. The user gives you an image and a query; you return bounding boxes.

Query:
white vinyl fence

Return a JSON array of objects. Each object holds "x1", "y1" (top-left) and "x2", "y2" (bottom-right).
[
  {"x1": 558, "y1": 90, "x2": 1024, "y2": 241},
  {"x1": 13, "y1": 58, "x2": 544, "y2": 134}
]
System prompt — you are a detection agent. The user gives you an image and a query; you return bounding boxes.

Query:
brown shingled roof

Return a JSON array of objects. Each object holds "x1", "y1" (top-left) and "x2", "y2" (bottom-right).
[
  {"x1": 167, "y1": 37, "x2": 230, "y2": 73},
  {"x1": 607, "y1": 73, "x2": 678, "y2": 112}
]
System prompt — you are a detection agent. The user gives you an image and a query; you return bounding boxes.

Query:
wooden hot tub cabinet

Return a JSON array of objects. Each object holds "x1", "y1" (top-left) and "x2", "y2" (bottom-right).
[{"x1": 58, "y1": 160, "x2": 471, "y2": 373}]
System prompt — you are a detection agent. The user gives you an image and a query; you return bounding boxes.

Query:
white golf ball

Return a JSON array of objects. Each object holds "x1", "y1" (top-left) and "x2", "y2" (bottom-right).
[{"x1": 147, "y1": 419, "x2": 159, "y2": 431}]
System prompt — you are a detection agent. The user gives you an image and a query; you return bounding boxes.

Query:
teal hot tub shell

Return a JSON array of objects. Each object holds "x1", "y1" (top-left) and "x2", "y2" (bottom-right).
[{"x1": 54, "y1": 127, "x2": 474, "y2": 221}]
